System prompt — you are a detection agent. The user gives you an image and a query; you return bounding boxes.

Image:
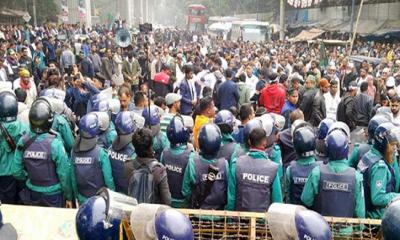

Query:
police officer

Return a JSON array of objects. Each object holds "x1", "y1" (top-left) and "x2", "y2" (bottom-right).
[
  {"x1": 95, "y1": 98, "x2": 121, "y2": 125},
  {"x1": 12, "y1": 98, "x2": 73, "y2": 207},
  {"x1": 285, "y1": 124, "x2": 319, "y2": 205},
  {"x1": 358, "y1": 122, "x2": 400, "y2": 219},
  {"x1": 259, "y1": 113, "x2": 284, "y2": 180},
  {"x1": 348, "y1": 114, "x2": 391, "y2": 168},
  {"x1": 108, "y1": 111, "x2": 141, "y2": 194},
  {"x1": 93, "y1": 111, "x2": 117, "y2": 149},
  {"x1": 0, "y1": 91, "x2": 29, "y2": 203},
  {"x1": 42, "y1": 96, "x2": 75, "y2": 154},
  {"x1": 315, "y1": 118, "x2": 335, "y2": 163},
  {"x1": 142, "y1": 106, "x2": 170, "y2": 161},
  {"x1": 301, "y1": 126, "x2": 365, "y2": 219},
  {"x1": 215, "y1": 110, "x2": 245, "y2": 165},
  {"x1": 242, "y1": 118, "x2": 263, "y2": 151},
  {"x1": 41, "y1": 88, "x2": 77, "y2": 130},
  {"x1": 161, "y1": 115, "x2": 195, "y2": 208},
  {"x1": 71, "y1": 113, "x2": 115, "y2": 204},
  {"x1": 229, "y1": 127, "x2": 282, "y2": 212},
  {"x1": 182, "y1": 124, "x2": 231, "y2": 210}
]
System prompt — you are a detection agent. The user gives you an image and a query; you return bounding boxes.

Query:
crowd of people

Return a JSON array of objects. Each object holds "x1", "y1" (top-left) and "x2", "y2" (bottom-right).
[{"x1": 0, "y1": 22, "x2": 400, "y2": 225}]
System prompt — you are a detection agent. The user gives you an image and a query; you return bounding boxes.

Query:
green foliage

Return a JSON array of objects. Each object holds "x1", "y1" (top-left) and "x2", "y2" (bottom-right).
[{"x1": 0, "y1": 0, "x2": 59, "y2": 24}]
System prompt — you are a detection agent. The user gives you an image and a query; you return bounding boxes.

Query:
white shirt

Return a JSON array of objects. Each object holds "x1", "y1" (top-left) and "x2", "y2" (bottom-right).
[
  {"x1": 13, "y1": 78, "x2": 37, "y2": 107},
  {"x1": 394, "y1": 114, "x2": 400, "y2": 125},
  {"x1": 0, "y1": 68, "x2": 7, "y2": 82},
  {"x1": 245, "y1": 74, "x2": 259, "y2": 97},
  {"x1": 187, "y1": 79, "x2": 197, "y2": 100},
  {"x1": 324, "y1": 92, "x2": 341, "y2": 120}
]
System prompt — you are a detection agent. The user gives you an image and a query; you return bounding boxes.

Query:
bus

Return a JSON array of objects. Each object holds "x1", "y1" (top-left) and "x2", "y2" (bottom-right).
[
  {"x1": 186, "y1": 4, "x2": 207, "y2": 32},
  {"x1": 230, "y1": 21, "x2": 272, "y2": 43}
]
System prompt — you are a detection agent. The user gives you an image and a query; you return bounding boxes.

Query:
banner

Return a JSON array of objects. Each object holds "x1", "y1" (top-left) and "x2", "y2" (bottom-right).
[
  {"x1": 287, "y1": 0, "x2": 321, "y2": 8},
  {"x1": 78, "y1": 0, "x2": 86, "y2": 19},
  {"x1": 61, "y1": 0, "x2": 69, "y2": 22},
  {"x1": 1, "y1": 204, "x2": 78, "y2": 240}
]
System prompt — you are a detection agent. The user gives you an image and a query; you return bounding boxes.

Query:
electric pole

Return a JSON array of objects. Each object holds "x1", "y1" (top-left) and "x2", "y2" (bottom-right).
[
  {"x1": 32, "y1": 0, "x2": 37, "y2": 27},
  {"x1": 349, "y1": 0, "x2": 356, "y2": 40},
  {"x1": 279, "y1": 0, "x2": 285, "y2": 41}
]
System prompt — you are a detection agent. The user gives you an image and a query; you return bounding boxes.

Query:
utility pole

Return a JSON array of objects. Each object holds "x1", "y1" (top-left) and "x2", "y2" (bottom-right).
[
  {"x1": 279, "y1": 0, "x2": 285, "y2": 41},
  {"x1": 256, "y1": 0, "x2": 259, "y2": 20},
  {"x1": 349, "y1": 0, "x2": 356, "y2": 40},
  {"x1": 32, "y1": 0, "x2": 37, "y2": 27}
]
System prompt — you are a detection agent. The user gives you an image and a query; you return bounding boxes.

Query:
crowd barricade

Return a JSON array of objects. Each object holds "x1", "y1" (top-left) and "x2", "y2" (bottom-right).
[
  {"x1": 178, "y1": 208, "x2": 382, "y2": 240},
  {"x1": 0, "y1": 204, "x2": 382, "y2": 240}
]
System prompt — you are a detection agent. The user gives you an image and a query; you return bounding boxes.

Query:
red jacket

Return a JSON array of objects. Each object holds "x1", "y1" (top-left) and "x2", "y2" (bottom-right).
[
  {"x1": 259, "y1": 83, "x2": 286, "y2": 114},
  {"x1": 154, "y1": 71, "x2": 170, "y2": 85}
]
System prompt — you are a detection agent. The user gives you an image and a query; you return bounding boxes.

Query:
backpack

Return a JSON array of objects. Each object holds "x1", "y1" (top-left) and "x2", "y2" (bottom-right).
[{"x1": 128, "y1": 161, "x2": 161, "y2": 204}]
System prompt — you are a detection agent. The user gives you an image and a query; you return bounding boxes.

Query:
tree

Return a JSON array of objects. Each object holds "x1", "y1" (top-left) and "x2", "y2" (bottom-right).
[{"x1": 0, "y1": 0, "x2": 59, "y2": 24}]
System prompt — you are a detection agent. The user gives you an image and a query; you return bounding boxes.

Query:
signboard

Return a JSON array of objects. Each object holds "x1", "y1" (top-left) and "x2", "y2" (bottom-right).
[
  {"x1": 22, "y1": 13, "x2": 31, "y2": 22},
  {"x1": 1, "y1": 204, "x2": 78, "y2": 240},
  {"x1": 61, "y1": 0, "x2": 69, "y2": 22}
]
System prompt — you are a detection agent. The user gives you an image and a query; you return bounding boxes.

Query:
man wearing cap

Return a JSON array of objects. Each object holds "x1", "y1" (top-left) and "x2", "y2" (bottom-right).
[
  {"x1": 259, "y1": 72, "x2": 286, "y2": 114},
  {"x1": 160, "y1": 93, "x2": 182, "y2": 134},
  {"x1": 310, "y1": 78, "x2": 330, "y2": 127},
  {"x1": 12, "y1": 69, "x2": 37, "y2": 107}
]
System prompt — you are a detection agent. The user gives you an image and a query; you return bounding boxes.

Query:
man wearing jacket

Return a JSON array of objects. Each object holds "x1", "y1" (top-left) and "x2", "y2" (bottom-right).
[
  {"x1": 310, "y1": 78, "x2": 329, "y2": 127},
  {"x1": 259, "y1": 73, "x2": 286, "y2": 114},
  {"x1": 179, "y1": 65, "x2": 200, "y2": 115},
  {"x1": 217, "y1": 69, "x2": 239, "y2": 110}
]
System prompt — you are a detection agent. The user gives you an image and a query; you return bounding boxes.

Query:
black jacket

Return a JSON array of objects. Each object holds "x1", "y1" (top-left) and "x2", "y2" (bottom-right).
[
  {"x1": 337, "y1": 93, "x2": 356, "y2": 131},
  {"x1": 353, "y1": 92, "x2": 373, "y2": 127},
  {"x1": 299, "y1": 88, "x2": 317, "y2": 121},
  {"x1": 310, "y1": 90, "x2": 326, "y2": 127}
]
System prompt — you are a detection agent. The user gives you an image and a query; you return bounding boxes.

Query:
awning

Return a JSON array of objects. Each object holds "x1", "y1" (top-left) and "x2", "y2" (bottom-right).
[
  {"x1": 373, "y1": 20, "x2": 400, "y2": 36},
  {"x1": 289, "y1": 28, "x2": 325, "y2": 42},
  {"x1": 0, "y1": 8, "x2": 27, "y2": 17}
]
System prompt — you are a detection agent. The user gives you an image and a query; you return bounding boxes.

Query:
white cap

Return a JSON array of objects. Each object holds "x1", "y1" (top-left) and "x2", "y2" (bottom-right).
[{"x1": 387, "y1": 76, "x2": 396, "y2": 88}]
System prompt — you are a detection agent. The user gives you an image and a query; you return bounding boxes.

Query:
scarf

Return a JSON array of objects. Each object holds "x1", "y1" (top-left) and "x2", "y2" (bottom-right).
[{"x1": 20, "y1": 80, "x2": 31, "y2": 90}]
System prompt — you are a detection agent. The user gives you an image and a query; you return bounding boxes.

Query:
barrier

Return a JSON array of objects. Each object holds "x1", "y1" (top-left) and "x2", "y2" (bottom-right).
[
  {"x1": 178, "y1": 209, "x2": 383, "y2": 240},
  {"x1": 0, "y1": 204, "x2": 382, "y2": 240}
]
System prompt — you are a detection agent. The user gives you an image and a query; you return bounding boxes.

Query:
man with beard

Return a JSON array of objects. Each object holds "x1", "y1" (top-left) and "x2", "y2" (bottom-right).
[
  {"x1": 160, "y1": 93, "x2": 182, "y2": 134},
  {"x1": 310, "y1": 78, "x2": 330, "y2": 127},
  {"x1": 391, "y1": 96, "x2": 400, "y2": 124}
]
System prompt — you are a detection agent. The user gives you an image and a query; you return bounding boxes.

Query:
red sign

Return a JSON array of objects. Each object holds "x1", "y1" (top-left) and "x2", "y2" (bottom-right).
[{"x1": 188, "y1": 16, "x2": 205, "y2": 24}]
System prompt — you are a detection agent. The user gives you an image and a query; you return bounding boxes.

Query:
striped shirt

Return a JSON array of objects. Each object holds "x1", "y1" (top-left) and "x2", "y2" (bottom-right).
[{"x1": 160, "y1": 113, "x2": 175, "y2": 134}]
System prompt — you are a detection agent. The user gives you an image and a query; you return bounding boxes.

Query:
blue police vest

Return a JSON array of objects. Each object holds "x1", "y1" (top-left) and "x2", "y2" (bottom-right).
[
  {"x1": 72, "y1": 146, "x2": 105, "y2": 198},
  {"x1": 316, "y1": 164, "x2": 356, "y2": 217},
  {"x1": 108, "y1": 143, "x2": 136, "y2": 194},
  {"x1": 153, "y1": 133, "x2": 164, "y2": 161},
  {"x1": 98, "y1": 131, "x2": 109, "y2": 149},
  {"x1": 357, "y1": 143, "x2": 371, "y2": 164},
  {"x1": 289, "y1": 160, "x2": 319, "y2": 205},
  {"x1": 23, "y1": 134, "x2": 59, "y2": 187},
  {"x1": 235, "y1": 155, "x2": 278, "y2": 212},
  {"x1": 162, "y1": 148, "x2": 191, "y2": 200},
  {"x1": 217, "y1": 142, "x2": 245, "y2": 165},
  {"x1": 359, "y1": 153, "x2": 396, "y2": 213},
  {"x1": 192, "y1": 156, "x2": 227, "y2": 210}
]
